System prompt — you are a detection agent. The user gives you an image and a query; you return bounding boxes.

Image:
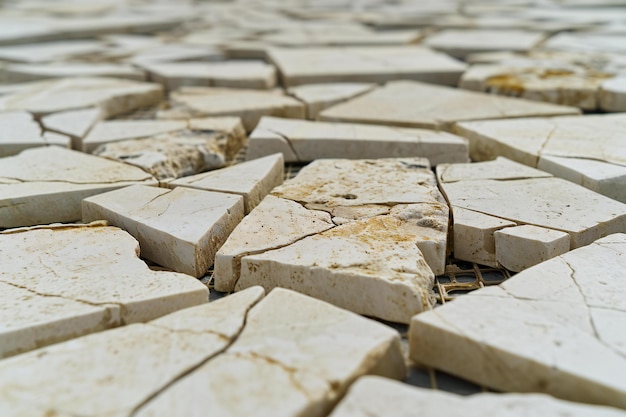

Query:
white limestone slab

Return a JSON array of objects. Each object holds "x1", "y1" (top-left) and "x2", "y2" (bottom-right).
[
  {"x1": 246, "y1": 116, "x2": 469, "y2": 165},
  {"x1": 1, "y1": 62, "x2": 145, "y2": 83},
  {"x1": 0, "y1": 77, "x2": 163, "y2": 118},
  {"x1": 83, "y1": 119, "x2": 187, "y2": 153},
  {"x1": 543, "y1": 32, "x2": 626, "y2": 55},
  {"x1": 268, "y1": 46, "x2": 467, "y2": 87},
  {"x1": 409, "y1": 233, "x2": 626, "y2": 410},
  {"x1": 40, "y1": 107, "x2": 103, "y2": 150},
  {"x1": 187, "y1": 116, "x2": 248, "y2": 161},
  {"x1": 495, "y1": 225, "x2": 570, "y2": 272},
  {"x1": 438, "y1": 158, "x2": 626, "y2": 249},
  {"x1": 0, "y1": 40, "x2": 107, "y2": 63},
  {"x1": 169, "y1": 153, "x2": 284, "y2": 213},
  {"x1": 320, "y1": 81, "x2": 580, "y2": 131},
  {"x1": 0, "y1": 110, "x2": 63, "y2": 157},
  {"x1": 165, "y1": 87, "x2": 306, "y2": 131},
  {"x1": 287, "y1": 82, "x2": 376, "y2": 119},
  {"x1": 0, "y1": 223, "x2": 208, "y2": 359},
  {"x1": 600, "y1": 77, "x2": 626, "y2": 111},
  {"x1": 455, "y1": 114, "x2": 626, "y2": 202},
  {"x1": 330, "y1": 376, "x2": 626, "y2": 417},
  {"x1": 0, "y1": 147, "x2": 156, "y2": 228},
  {"x1": 0, "y1": 287, "x2": 263, "y2": 415},
  {"x1": 215, "y1": 158, "x2": 448, "y2": 323},
  {"x1": 129, "y1": 43, "x2": 225, "y2": 66},
  {"x1": 146, "y1": 60, "x2": 277, "y2": 91},
  {"x1": 424, "y1": 29, "x2": 546, "y2": 59},
  {"x1": 82, "y1": 185, "x2": 244, "y2": 277},
  {"x1": 261, "y1": 29, "x2": 422, "y2": 47},
  {"x1": 135, "y1": 288, "x2": 406, "y2": 417}
]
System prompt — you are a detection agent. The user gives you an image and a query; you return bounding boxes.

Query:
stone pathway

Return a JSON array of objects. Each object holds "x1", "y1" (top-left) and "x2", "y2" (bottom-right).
[{"x1": 1, "y1": 0, "x2": 625, "y2": 415}]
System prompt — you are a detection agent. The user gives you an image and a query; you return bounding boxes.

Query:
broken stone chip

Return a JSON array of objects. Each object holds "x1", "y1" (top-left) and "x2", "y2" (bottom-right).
[
  {"x1": 169, "y1": 153, "x2": 284, "y2": 213},
  {"x1": 0, "y1": 223, "x2": 208, "y2": 359},
  {"x1": 0, "y1": 110, "x2": 69, "y2": 157},
  {"x1": 455, "y1": 114, "x2": 626, "y2": 203},
  {"x1": 330, "y1": 376, "x2": 626, "y2": 417},
  {"x1": 83, "y1": 119, "x2": 187, "y2": 153},
  {"x1": 409, "y1": 233, "x2": 626, "y2": 410},
  {"x1": 215, "y1": 158, "x2": 448, "y2": 323},
  {"x1": 162, "y1": 87, "x2": 306, "y2": 132},
  {"x1": 0, "y1": 287, "x2": 264, "y2": 415},
  {"x1": 494, "y1": 225, "x2": 570, "y2": 272},
  {"x1": 246, "y1": 116, "x2": 469, "y2": 165},
  {"x1": 320, "y1": 81, "x2": 580, "y2": 131},
  {"x1": 0, "y1": 77, "x2": 163, "y2": 118},
  {"x1": 82, "y1": 185, "x2": 244, "y2": 278},
  {"x1": 0, "y1": 147, "x2": 156, "y2": 228},
  {"x1": 287, "y1": 82, "x2": 376, "y2": 119},
  {"x1": 268, "y1": 46, "x2": 467, "y2": 87}
]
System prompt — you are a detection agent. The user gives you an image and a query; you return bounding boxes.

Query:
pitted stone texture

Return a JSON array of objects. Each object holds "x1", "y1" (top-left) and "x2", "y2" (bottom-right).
[
  {"x1": 0, "y1": 77, "x2": 163, "y2": 118},
  {"x1": 268, "y1": 46, "x2": 467, "y2": 87},
  {"x1": 320, "y1": 81, "x2": 580, "y2": 131},
  {"x1": 82, "y1": 185, "x2": 244, "y2": 278},
  {"x1": 410, "y1": 234, "x2": 626, "y2": 410},
  {"x1": 246, "y1": 116, "x2": 468, "y2": 165},
  {"x1": 0, "y1": 147, "x2": 156, "y2": 228},
  {"x1": 135, "y1": 288, "x2": 406, "y2": 417},
  {"x1": 0, "y1": 223, "x2": 208, "y2": 359},
  {"x1": 170, "y1": 153, "x2": 284, "y2": 213},
  {"x1": 0, "y1": 287, "x2": 263, "y2": 415},
  {"x1": 330, "y1": 376, "x2": 626, "y2": 417}
]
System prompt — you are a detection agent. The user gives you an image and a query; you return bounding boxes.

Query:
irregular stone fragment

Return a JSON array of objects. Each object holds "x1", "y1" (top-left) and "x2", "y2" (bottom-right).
[
  {"x1": 246, "y1": 116, "x2": 468, "y2": 165},
  {"x1": 0, "y1": 77, "x2": 163, "y2": 118},
  {"x1": 438, "y1": 158, "x2": 626, "y2": 249},
  {"x1": 600, "y1": 77, "x2": 626, "y2": 112},
  {"x1": 287, "y1": 82, "x2": 376, "y2": 119},
  {"x1": 135, "y1": 288, "x2": 406, "y2": 417},
  {"x1": 268, "y1": 46, "x2": 467, "y2": 87},
  {"x1": 0, "y1": 40, "x2": 107, "y2": 63},
  {"x1": 0, "y1": 287, "x2": 263, "y2": 414},
  {"x1": 320, "y1": 81, "x2": 580, "y2": 131},
  {"x1": 164, "y1": 87, "x2": 306, "y2": 131},
  {"x1": 261, "y1": 28, "x2": 422, "y2": 47},
  {"x1": 1, "y1": 62, "x2": 145, "y2": 83},
  {"x1": 145, "y1": 60, "x2": 277, "y2": 91},
  {"x1": 188, "y1": 116, "x2": 248, "y2": 160},
  {"x1": 0, "y1": 147, "x2": 156, "y2": 228},
  {"x1": 82, "y1": 185, "x2": 244, "y2": 277},
  {"x1": 0, "y1": 111, "x2": 68, "y2": 156},
  {"x1": 495, "y1": 225, "x2": 570, "y2": 272},
  {"x1": 455, "y1": 114, "x2": 626, "y2": 202},
  {"x1": 0, "y1": 223, "x2": 208, "y2": 359},
  {"x1": 409, "y1": 234, "x2": 626, "y2": 410},
  {"x1": 330, "y1": 376, "x2": 626, "y2": 417},
  {"x1": 424, "y1": 29, "x2": 546, "y2": 59},
  {"x1": 170, "y1": 153, "x2": 284, "y2": 213},
  {"x1": 83, "y1": 119, "x2": 187, "y2": 153},
  {"x1": 40, "y1": 107, "x2": 103, "y2": 150}
]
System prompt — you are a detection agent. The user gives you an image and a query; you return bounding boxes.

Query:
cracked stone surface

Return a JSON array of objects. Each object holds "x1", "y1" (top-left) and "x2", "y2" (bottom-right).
[
  {"x1": 82, "y1": 185, "x2": 244, "y2": 278},
  {"x1": 163, "y1": 87, "x2": 306, "y2": 131},
  {"x1": 268, "y1": 46, "x2": 467, "y2": 87},
  {"x1": 0, "y1": 147, "x2": 156, "y2": 228},
  {"x1": 215, "y1": 158, "x2": 448, "y2": 323},
  {"x1": 1, "y1": 62, "x2": 145, "y2": 83},
  {"x1": 246, "y1": 116, "x2": 469, "y2": 165},
  {"x1": 438, "y1": 157, "x2": 626, "y2": 253},
  {"x1": 330, "y1": 376, "x2": 626, "y2": 417},
  {"x1": 455, "y1": 114, "x2": 626, "y2": 202},
  {"x1": 409, "y1": 233, "x2": 626, "y2": 410},
  {"x1": 40, "y1": 107, "x2": 103, "y2": 150},
  {"x1": 0, "y1": 77, "x2": 163, "y2": 118},
  {"x1": 287, "y1": 82, "x2": 376, "y2": 119},
  {"x1": 169, "y1": 153, "x2": 284, "y2": 213},
  {"x1": 320, "y1": 81, "x2": 581, "y2": 131},
  {"x1": 0, "y1": 222, "x2": 208, "y2": 359},
  {"x1": 0, "y1": 110, "x2": 69, "y2": 156}
]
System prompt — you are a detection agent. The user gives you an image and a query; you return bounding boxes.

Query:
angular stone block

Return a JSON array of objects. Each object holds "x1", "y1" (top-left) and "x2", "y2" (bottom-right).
[
  {"x1": 83, "y1": 119, "x2": 187, "y2": 153},
  {"x1": 495, "y1": 225, "x2": 570, "y2": 272},
  {"x1": 1, "y1": 62, "x2": 145, "y2": 83},
  {"x1": 0, "y1": 111, "x2": 69, "y2": 157},
  {"x1": 600, "y1": 77, "x2": 626, "y2": 112},
  {"x1": 82, "y1": 185, "x2": 244, "y2": 277},
  {"x1": 40, "y1": 107, "x2": 103, "y2": 150},
  {"x1": 0, "y1": 223, "x2": 208, "y2": 359},
  {"x1": 287, "y1": 82, "x2": 376, "y2": 119}
]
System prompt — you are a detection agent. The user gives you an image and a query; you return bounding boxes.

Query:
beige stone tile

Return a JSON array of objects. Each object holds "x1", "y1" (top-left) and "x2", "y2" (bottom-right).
[
  {"x1": 83, "y1": 119, "x2": 186, "y2": 153},
  {"x1": 410, "y1": 233, "x2": 626, "y2": 410},
  {"x1": 0, "y1": 223, "x2": 208, "y2": 359},
  {"x1": 268, "y1": 46, "x2": 467, "y2": 87},
  {"x1": 287, "y1": 82, "x2": 376, "y2": 119},
  {"x1": 1, "y1": 62, "x2": 145, "y2": 83},
  {"x1": 246, "y1": 116, "x2": 468, "y2": 165},
  {"x1": 0, "y1": 40, "x2": 107, "y2": 63},
  {"x1": 320, "y1": 81, "x2": 580, "y2": 131},
  {"x1": 495, "y1": 225, "x2": 570, "y2": 272},
  {"x1": 40, "y1": 107, "x2": 103, "y2": 150},
  {"x1": 82, "y1": 185, "x2": 244, "y2": 277},
  {"x1": 600, "y1": 77, "x2": 626, "y2": 111},
  {"x1": 0, "y1": 111, "x2": 64, "y2": 157},
  {"x1": 0, "y1": 147, "x2": 156, "y2": 228}
]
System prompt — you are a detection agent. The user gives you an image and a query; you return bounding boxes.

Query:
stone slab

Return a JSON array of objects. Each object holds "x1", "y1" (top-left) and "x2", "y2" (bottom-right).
[
  {"x1": 0, "y1": 40, "x2": 107, "y2": 63},
  {"x1": 268, "y1": 46, "x2": 467, "y2": 87},
  {"x1": 0, "y1": 223, "x2": 208, "y2": 359},
  {"x1": 1, "y1": 62, "x2": 145, "y2": 83},
  {"x1": 83, "y1": 119, "x2": 187, "y2": 153},
  {"x1": 169, "y1": 153, "x2": 284, "y2": 213},
  {"x1": 40, "y1": 107, "x2": 103, "y2": 150},
  {"x1": 82, "y1": 185, "x2": 244, "y2": 277},
  {"x1": 600, "y1": 77, "x2": 626, "y2": 112},
  {"x1": 0, "y1": 111, "x2": 68, "y2": 157},
  {"x1": 0, "y1": 147, "x2": 156, "y2": 228},
  {"x1": 287, "y1": 82, "x2": 376, "y2": 119},
  {"x1": 410, "y1": 233, "x2": 626, "y2": 410},
  {"x1": 320, "y1": 81, "x2": 580, "y2": 131},
  {"x1": 330, "y1": 376, "x2": 626, "y2": 417},
  {"x1": 246, "y1": 116, "x2": 469, "y2": 165},
  {"x1": 495, "y1": 225, "x2": 570, "y2": 272}
]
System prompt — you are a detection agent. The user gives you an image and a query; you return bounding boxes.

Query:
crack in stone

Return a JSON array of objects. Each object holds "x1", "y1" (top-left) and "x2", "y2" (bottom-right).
[
  {"x1": 266, "y1": 127, "x2": 301, "y2": 161},
  {"x1": 0, "y1": 176, "x2": 154, "y2": 185}
]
